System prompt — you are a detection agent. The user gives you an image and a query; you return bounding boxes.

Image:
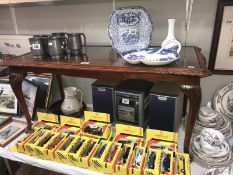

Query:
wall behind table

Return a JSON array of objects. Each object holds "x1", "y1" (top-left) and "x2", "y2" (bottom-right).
[{"x1": 0, "y1": 0, "x2": 232, "y2": 106}]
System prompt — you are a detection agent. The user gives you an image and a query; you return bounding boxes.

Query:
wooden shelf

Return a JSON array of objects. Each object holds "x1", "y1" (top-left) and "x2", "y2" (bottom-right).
[{"x1": 0, "y1": 0, "x2": 59, "y2": 5}]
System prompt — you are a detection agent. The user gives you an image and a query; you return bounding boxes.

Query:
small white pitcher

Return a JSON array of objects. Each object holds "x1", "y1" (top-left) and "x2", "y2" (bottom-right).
[{"x1": 61, "y1": 87, "x2": 83, "y2": 115}]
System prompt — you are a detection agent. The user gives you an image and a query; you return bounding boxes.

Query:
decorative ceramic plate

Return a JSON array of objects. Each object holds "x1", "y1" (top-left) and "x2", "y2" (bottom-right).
[
  {"x1": 213, "y1": 82, "x2": 233, "y2": 120},
  {"x1": 203, "y1": 166, "x2": 232, "y2": 175},
  {"x1": 190, "y1": 147, "x2": 233, "y2": 169},
  {"x1": 193, "y1": 135, "x2": 230, "y2": 158},
  {"x1": 108, "y1": 6, "x2": 153, "y2": 54},
  {"x1": 121, "y1": 39, "x2": 181, "y2": 66}
]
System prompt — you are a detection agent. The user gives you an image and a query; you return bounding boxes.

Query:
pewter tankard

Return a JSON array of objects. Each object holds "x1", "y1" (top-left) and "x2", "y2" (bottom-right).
[
  {"x1": 48, "y1": 35, "x2": 67, "y2": 59},
  {"x1": 67, "y1": 33, "x2": 86, "y2": 55}
]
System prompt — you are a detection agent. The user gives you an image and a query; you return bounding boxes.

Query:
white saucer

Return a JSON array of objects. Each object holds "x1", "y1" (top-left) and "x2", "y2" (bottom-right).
[
  {"x1": 203, "y1": 166, "x2": 231, "y2": 175},
  {"x1": 193, "y1": 135, "x2": 230, "y2": 158}
]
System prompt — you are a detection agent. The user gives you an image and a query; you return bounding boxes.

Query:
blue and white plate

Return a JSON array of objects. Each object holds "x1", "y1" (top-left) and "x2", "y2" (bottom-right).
[
  {"x1": 108, "y1": 6, "x2": 154, "y2": 54},
  {"x1": 121, "y1": 39, "x2": 181, "y2": 66}
]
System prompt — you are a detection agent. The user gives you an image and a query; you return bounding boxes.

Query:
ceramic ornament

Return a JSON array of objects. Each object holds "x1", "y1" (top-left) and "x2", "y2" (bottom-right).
[{"x1": 161, "y1": 19, "x2": 178, "y2": 47}]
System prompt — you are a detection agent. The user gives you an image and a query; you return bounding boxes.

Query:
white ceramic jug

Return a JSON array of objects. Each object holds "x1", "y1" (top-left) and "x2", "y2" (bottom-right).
[{"x1": 61, "y1": 87, "x2": 83, "y2": 115}]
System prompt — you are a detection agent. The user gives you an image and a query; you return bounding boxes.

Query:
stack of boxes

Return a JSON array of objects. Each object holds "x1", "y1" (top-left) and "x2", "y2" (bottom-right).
[{"x1": 12, "y1": 111, "x2": 190, "y2": 175}]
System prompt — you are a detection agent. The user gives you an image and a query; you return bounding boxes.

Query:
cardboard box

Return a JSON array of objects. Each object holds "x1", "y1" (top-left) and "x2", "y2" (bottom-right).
[
  {"x1": 12, "y1": 130, "x2": 40, "y2": 153},
  {"x1": 24, "y1": 129, "x2": 49, "y2": 156},
  {"x1": 41, "y1": 132, "x2": 68, "y2": 160},
  {"x1": 114, "y1": 144, "x2": 134, "y2": 175},
  {"x1": 128, "y1": 146, "x2": 146, "y2": 175},
  {"x1": 33, "y1": 112, "x2": 59, "y2": 131},
  {"x1": 113, "y1": 124, "x2": 144, "y2": 146},
  {"x1": 68, "y1": 137, "x2": 99, "y2": 168},
  {"x1": 159, "y1": 150, "x2": 174, "y2": 175},
  {"x1": 55, "y1": 135, "x2": 77, "y2": 164},
  {"x1": 56, "y1": 115, "x2": 83, "y2": 135},
  {"x1": 80, "y1": 111, "x2": 112, "y2": 140},
  {"x1": 100, "y1": 142, "x2": 122, "y2": 175},
  {"x1": 175, "y1": 153, "x2": 191, "y2": 175},
  {"x1": 143, "y1": 148, "x2": 161, "y2": 175},
  {"x1": 146, "y1": 129, "x2": 178, "y2": 152},
  {"x1": 90, "y1": 140, "x2": 112, "y2": 172}
]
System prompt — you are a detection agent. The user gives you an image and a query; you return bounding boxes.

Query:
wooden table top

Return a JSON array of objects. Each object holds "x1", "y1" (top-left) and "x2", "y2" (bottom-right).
[{"x1": 2, "y1": 46, "x2": 211, "y2": 78}]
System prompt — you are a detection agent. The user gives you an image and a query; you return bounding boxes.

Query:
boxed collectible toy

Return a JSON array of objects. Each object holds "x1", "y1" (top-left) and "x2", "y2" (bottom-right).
[
  {"x1": 159, "y1": 150, "x2": 174, "y2": 175},
  {"x1": 39, "y1": 132, "x2": 68, "y2": 160},
  {"x1": 90, "y1": 139, "x2": 113, "y2": 172},
  {"x1": 33, "y1": 112, "x2": 59, "y2": 131},
  {"x1": 55, "y1": 135, "x2": 77, "y2": 164},
  {"x1": 114, "y1": 143, "x2": 134, "y2": 175},
  {"x1": 68, "y1": 136, "x2": 99, "y2": 168},
  {"x1": 175, "y1": 153, "x2": 191, "y2": 175},
  {"x1": 56, "y1": 115, "x2": 83, "y2": 135},
  {"x1": 143, "y1": 148, "x2": 161, "y2": 175},
  {"x1": 146, "y1": 129, "x2": 178, "y2": 152},
  {"x1": 80, "y1": 111, "x2": 112, "y2": 140},
  {"x1": 12, "y1": 129, "x2": 41, "y2": 153},
  {"x1": 24, "y1": 129, "x2": 50, "y2": 156},
  {"x1": 128, "y1": 146, "x2": 146, "y2": 175},
  {"x1": 113, "y1": 124, "x2": 143, "y2": 146}
]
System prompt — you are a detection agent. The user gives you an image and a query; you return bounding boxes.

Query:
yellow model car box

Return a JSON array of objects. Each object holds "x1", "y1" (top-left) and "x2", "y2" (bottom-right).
[
  {"x1": 80, "y1": 111, "x2": 112, "y2": 140},
  {"x1": 143, "y1": 148, "x2": 161, "y2": 175},
  {"x1": 24, "y1": 129, "x2": 49, "y2": 157},
  {"x1": 89, "y1": 140, "x2": 112, "y2": 172},
  {"x1": 55, "y1": 135, "x2": 77, "y2": 164},
  {"x1": 128, "y1": 146, "x2": 146, "y2": 175},
  {"x1": 175, "y1": 153, "x2": 191, "y2": 175},
  {"x1": 40, "y1": 132, "x2": 68, "y2": 160},
  {"x1": 33, "y1": 112, "x2": 59, "y2": 131},
  {"x1": 68, "y1": 137, "x2": 99, "y2": 168},
  {"x1": 29, "y1": 131, "x2": 59, "y2": 159},
  {"x1": 56, "y1": 115, "x2": 83, "y2": 135},
  {"x1": 100, "y1": 142, "x2": 122, "y2": 175},
  {"x1": 146, "y1": 129, "x2": 178, "y2": 152},
  {"x1": 159, "y1": 150, "x2": 174, "y2": 175},
  {"x1": 114, "y1": 144, "x2": 134, "y2": 175},
  {"x1": 12, "y1": 129, "x2": 40, "y2": 153},
  {"x1": 113, "y1": 124, "x2": 143, "y2": 146}
]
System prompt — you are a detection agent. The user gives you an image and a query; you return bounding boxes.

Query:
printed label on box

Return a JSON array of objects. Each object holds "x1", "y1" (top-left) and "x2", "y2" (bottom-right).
[
  {"x1": 84, "y1": 111, "x2": 110, "y2": 123},
  {"x1": 60, "y1": 115, "x2": 83, "y2": 127}
]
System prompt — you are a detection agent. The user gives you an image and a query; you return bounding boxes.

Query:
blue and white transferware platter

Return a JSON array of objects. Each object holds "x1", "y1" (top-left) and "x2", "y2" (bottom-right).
[
  {"x1": 121, "y1": 39, "x2": 181, "y2": 66},
  {"x1": 108, "y1": 6, "x2": 153, "y2": 54}
]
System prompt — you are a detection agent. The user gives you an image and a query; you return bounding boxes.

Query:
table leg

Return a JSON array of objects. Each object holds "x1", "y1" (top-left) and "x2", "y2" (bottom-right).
[
  {"x1": 180, "y1": 85, "x2": 201, "y2": 153},
  {"x1": 4, "y1": 158, "x2": 14, "y2": 175},
  {"x1": 55, "y1": 74, "x2": 64, "y2": 100},
  {"x1": 9, "y1": 73, "x2": 33, "y2": 133}
]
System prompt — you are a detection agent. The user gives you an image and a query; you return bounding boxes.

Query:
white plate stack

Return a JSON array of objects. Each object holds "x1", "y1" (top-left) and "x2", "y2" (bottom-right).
[
  {"x1": 203, "y1": 166, "x2": 232, "y2": 175},
  {"x1": 190, "y1": 129, "x2": 233, "y2": 168},
  {"x1": 192, "y1": 102, "x2": 232, "y2": 140}
]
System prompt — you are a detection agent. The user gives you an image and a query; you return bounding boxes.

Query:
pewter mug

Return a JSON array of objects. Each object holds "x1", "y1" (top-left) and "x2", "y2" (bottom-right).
[
  {"x1": 48, "y1": 35, "x2": 67, "y2": 59},
  {"x1": 33, "y1": 34, "x2": 49, "y2": 54},
  {"x1": 67, "y1": 33, "x2": 86, "y2": 55},
  {"x1": 29, "y1": 36, "x2": 47, "y2": 59}
]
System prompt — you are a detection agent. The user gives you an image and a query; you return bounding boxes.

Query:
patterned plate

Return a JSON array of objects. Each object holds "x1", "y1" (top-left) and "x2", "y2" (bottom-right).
[
  {"x1": 108, "y1": 6, "x2": 153, "y2": 54},
  {"x1": 203, "y1": 166, "x2": 232, "y2": 175},
  {"x1": 213, "y1": 82, "x2": 233, "y2": 121},
  {"x1": 193, "y1": 135, "x2": 230, "y2": 158}
]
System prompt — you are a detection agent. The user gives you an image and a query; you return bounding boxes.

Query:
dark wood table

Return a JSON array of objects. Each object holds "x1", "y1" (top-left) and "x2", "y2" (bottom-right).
[{"x1": 1, "y1": 46, "x2": 211, "y2": 153}]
